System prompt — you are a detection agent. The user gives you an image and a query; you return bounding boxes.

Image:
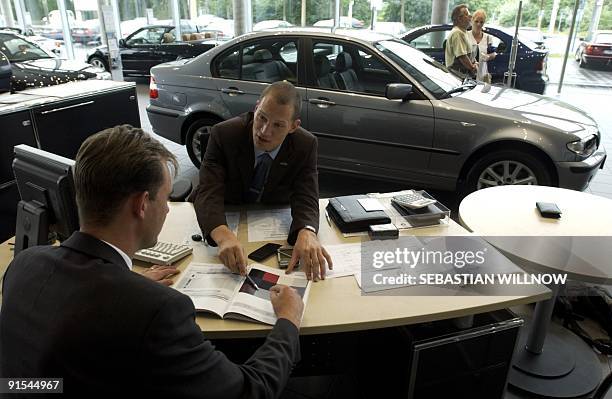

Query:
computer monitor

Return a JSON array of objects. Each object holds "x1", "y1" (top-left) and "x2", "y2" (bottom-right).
[{"x1": 12, "y1": 144, "x2": 79, "y2": 255}]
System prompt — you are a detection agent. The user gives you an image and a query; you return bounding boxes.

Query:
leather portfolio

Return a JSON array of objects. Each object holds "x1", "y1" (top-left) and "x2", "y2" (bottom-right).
[{"x1": 326, "y1": 195, "x2": 391, "y2": 233}]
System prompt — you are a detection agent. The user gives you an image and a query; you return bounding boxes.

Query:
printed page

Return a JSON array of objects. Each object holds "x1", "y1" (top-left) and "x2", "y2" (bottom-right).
[
  {"x1": 322, "y1": 243, "x2": 362, "y2": 278},
  {"x1": 247, "y1": 208, "x2": 291, "y2": 242},
  {"x1": 173, "y1": 263, "x2": 242, "y2": 317},
  {"x1": 225, "y1": 264, "x2": 311, "y2": 325}
]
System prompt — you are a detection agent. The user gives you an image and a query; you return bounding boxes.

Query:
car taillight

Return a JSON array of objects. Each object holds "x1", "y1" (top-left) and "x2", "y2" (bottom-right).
[
  {"x1": 586, "y1": 45, "x2": 603, "y2": 55},
  {"x1": 149, "y1": 76, "x2": 158, "y2": 99}
]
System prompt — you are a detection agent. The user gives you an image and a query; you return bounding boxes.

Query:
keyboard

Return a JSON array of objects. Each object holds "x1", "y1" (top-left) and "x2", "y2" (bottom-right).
[
  {"x1": 133, "y1": 242, "x2": 193, "y2": 265},
  {"x1": 391, "y1": 191, "x2": 437, "y2": 210}
]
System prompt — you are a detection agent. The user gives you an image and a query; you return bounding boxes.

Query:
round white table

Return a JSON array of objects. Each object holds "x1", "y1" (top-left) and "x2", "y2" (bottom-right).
[{"x1": 459, "y1": 185, "x2": 612, "y2": 398}]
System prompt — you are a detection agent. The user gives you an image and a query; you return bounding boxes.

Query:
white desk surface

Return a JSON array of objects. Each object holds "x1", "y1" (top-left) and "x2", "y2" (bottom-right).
[
  {"x1": 0, "y1": 198, "x2": 551, "y2": 339},
  {"x1": 459, "y1": 185, "x2": 612, "y2": 284}
]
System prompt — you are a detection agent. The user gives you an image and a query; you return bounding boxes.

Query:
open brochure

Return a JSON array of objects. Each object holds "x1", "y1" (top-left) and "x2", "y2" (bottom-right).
[{"x1": 173, "y1": 262, "x2": 311, "y2": 325}]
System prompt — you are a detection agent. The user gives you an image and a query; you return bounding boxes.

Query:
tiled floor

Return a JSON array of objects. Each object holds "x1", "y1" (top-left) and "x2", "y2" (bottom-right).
[{"x1": 547, "y1": 56, "x2": 612, "y2": 88}]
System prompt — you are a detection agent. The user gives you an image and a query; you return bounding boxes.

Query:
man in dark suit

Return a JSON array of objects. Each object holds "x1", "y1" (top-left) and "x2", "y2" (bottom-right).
[
  {"x1": 193, "y1": 81, "x2": 332, "y2": 281},
  {"x1": 0, "y1": 125, "x2": 304, "y2": 397}
]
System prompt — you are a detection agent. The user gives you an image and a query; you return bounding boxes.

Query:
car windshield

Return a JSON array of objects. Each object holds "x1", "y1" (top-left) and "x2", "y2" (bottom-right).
[
  {"x1": 0, "y1": 33, "x2": 52, "y2": 62},
  {"x1": 374, "y1": 39, "x2": 462, "y2": 98},
  {"x1": 595, "y1": 33, "x2": 612, "y2": 44}
]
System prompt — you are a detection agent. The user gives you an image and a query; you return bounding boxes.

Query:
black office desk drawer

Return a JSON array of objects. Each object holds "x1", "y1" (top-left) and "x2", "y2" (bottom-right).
[{"x1": 404, "y1": 309, "x2": 522, "y2": 399}]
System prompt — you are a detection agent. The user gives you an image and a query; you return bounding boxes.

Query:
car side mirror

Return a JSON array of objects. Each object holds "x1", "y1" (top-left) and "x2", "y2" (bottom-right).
[
  {"x1": 496, "y1": 42, "x2": 507, "y2": 54},
  {"x1": 0, "y1": 51, "x2": 13, "y2": 94},
  {"x1": 386, "y1": 83, "x2": 413, "y2": 101},
  {"x1": 119, "y1": 39, "x2": 126, "y2": 47}
]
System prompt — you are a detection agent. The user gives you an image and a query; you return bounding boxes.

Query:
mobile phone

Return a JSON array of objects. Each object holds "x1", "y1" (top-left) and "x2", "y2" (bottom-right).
[
  {"x1": 277, "y1": 247, "x2": 294, "y2": 269},
  {"x1": 248, "y1": 243, "x2": 282, "y2": 262}
]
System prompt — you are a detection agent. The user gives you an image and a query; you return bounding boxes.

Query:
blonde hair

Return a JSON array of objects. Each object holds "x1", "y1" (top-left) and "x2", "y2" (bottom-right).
[{"x1": 473, "y1": 9, "x2": 487, "y2": 22}]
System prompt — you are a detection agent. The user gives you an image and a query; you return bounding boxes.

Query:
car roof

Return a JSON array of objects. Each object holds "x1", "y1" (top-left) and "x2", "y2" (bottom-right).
[{"x1": 225, "y1": 28, "x2": 396, "y2": 45}]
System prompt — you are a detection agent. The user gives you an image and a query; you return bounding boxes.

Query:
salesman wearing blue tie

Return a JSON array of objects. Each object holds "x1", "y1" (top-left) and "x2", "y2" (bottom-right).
[{"x1": 192, "y1": 81, "x2": 333, "y2": 281}]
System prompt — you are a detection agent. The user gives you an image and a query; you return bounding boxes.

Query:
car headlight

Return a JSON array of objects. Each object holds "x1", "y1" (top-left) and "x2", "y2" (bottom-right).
[{"x1": 567, "y1": 134, "x2": 597, "y2": 157}]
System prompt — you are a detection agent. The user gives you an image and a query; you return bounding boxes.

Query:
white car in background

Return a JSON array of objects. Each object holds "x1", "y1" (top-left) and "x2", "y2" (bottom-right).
[
  {"x1": 374, "y1": 22, "x2": 407, "y2": 37},
  {"x1": 313, "y1": 17, "x2": 364, "y2": 28},
  {"x1": 253, "y1": 20, "x2": 294, "y2": 31}
]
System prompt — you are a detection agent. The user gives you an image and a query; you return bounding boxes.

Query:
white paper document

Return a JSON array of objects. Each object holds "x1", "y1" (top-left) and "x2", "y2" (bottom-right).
[
  {"x1": 174, "y1": 262, "x2": 311, "y2": 325},
  {"x1": 323, "y1": 243, "x2": 363, "y2": 278},
  {"x1": 357, "y1": 198, "x2": 385, "y2": 212},
  {"x1": 247, "y1": 208, "x2": 291, "y2": 242}
]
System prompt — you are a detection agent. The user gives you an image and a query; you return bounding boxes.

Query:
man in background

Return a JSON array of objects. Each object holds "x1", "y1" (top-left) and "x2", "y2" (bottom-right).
[{"x1": 193, "y1": 81, "x2": 332, "y2": 281}]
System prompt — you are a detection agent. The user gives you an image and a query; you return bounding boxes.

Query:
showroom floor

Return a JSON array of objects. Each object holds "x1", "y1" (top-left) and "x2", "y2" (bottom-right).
[{"x1": 134, "y1": 80, "x2": 612, "y2": 398}]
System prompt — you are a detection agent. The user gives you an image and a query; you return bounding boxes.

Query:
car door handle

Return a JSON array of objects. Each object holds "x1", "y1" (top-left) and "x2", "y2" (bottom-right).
[
  {"x1": 460, "y1": 122, "x2": 477, "y2": 127},
  {"x1": 309, "y1": 98, "x2": 336, "y2": 108},
  {"x1": 221, "y1": 87, "x2": 244, "y2": 96}
]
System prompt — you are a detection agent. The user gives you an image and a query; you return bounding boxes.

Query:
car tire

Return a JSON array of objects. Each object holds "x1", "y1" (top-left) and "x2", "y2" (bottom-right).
[
  {"x1": 185, "y1": 117, "x2": 222, "y2": 168},
  {"x1": 579, "y1": 56, "x2": 587, "y2": 68},
  {"x1": 88, "y1": 56, "x2": 109, "y2": 72},
  {"x1": 464, "y1": 150, "x2": 552, "y2": 195}
]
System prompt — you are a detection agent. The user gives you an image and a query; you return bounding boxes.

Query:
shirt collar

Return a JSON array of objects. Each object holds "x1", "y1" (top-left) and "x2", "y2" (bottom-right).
[
  {"x1": 101, "y1": 240, "x2": 133, "y2": 270},
  {"x1": 254, "y1": 144, "x2": 282, "y2": 161}
]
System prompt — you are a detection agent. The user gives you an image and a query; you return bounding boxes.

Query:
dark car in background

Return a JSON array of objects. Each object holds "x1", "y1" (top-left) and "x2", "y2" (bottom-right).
[
  {"x1": 147, "y1": 29, "x2": 605, "y2": 194},
  {"x1": 575, "y1": 30, "x2": 612, "y2": 69},
  {"x1": 86, "y1": 24, "x2": 219, "y2": 76},
  {"x1": 402, "y1": 24, "x2": 548, "y2": 94},
  {"x1": 0, "y1": 30, "x2": 109, "y2": 92}
]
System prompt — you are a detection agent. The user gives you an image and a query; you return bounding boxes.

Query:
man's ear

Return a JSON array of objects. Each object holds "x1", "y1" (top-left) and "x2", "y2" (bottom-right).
[
  {"x1": 254, "y1": 100, "x2": 260, "y2": 112},
  {"x1": 131, "y1": 191, "x2": 149, "y2": 220},
  {"x1": 289, "y1": 118, "x2": 301, "y2": 134}
]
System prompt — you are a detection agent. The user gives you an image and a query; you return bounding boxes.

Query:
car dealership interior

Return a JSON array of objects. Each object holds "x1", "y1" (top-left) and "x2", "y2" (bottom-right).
[{"x1": 1, "y1": 0, "x2": 612, "y2": 397}]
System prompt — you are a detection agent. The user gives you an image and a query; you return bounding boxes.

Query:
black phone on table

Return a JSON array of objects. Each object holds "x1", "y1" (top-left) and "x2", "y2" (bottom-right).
[{"x1": 248, "y1": 243, "x2": 282, "y2": 262}]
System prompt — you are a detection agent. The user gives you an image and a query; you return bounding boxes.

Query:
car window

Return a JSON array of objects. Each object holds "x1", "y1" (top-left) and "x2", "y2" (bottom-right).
[
  {"x1": 0, "y1": 33, "x2": 51, "y2": 61},
  {"x1": 407, "y1": 30, "x2": 450, "y2": 52},
  {"x1": 375, "y1": 39, "x2": 461, "y2": 98},
  {"x1": 213, "y1": 38, "x2": 298, "y2": 84},
  {"x1": 127, "y1": 27, "x2": 166, "y2": 46},
  {"x1": 595, "y1": 33, "x2": 612, "y2": 43},
  {"x1": 311, "y1": 40, "x2": 400, "y2": 96}
]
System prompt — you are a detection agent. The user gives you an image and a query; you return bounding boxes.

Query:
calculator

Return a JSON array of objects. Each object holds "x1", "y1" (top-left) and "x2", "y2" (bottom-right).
[
  {"x1": 133, "y1": 242, "x2": 193, "y2": 265},
  {"x1": 391, "y1": 191, "x2": 437, "y2": 210}
]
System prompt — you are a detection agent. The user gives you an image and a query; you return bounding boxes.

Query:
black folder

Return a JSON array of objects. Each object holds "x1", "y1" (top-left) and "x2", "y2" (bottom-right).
[{"x1": 326, "y1": 195, "x2": 391, "y2": 233}]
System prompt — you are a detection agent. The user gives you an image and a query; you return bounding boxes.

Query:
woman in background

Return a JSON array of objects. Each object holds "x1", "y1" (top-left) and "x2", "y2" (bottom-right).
[{"x1": 469, "y1": 9, "x2": 497, "y2": 83}]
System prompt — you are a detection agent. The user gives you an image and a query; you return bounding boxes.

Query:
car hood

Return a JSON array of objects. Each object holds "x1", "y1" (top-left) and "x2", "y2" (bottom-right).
[
  {"x1": 10, "y1": 58, "x2": 105, "y2": 91},
  {"x1": 445, "y1": 83, "x2": 597, "y2": 133}
]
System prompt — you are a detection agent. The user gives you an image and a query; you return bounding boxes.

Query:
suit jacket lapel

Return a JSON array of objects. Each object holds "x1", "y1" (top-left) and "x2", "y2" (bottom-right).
[
  {"x1": 61, "y1": 232, "x2": 130, "y2": 270},
  {"x1": 237, "y1": 117, "x2": 256, "y2": 193}
]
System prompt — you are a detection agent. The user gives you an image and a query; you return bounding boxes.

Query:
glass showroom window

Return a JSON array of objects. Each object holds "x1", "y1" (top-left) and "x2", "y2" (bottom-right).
[{"x1": 307, "y1": 0, "x2": 369, "y2": 29}]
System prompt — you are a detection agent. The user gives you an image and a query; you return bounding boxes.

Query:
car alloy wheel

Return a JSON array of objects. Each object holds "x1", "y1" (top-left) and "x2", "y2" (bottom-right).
[
  {"x1": 476, "y1": 160, "x2": 538, "y2": 190},
  {"x1": 185, "y1": 117, "x2": 221, "y2": 168},
  {"x1": 465, "y1": 150, "x2": 552, "y2": 194},
  {"x1": 89, "y1": 56, "x2": 108, "y2": 71}
]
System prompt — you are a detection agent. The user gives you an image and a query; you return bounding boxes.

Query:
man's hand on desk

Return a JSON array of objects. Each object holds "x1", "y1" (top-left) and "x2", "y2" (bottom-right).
[
  {"x1": 211, "y1": 225, "x2": 247, "y2": 275},
  {"x1": 270, "y1": 285, "x2": 304, "y2": 328},
  {"x1": 141, "y1": 265, "x2": 180, "y2": 286},
  {"x1": 286, "y1": 228, "x2": 333, "y2": 282}
]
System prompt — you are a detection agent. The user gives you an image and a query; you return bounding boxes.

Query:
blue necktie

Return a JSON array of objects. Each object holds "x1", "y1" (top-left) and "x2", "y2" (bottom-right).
[{"x1": 247, "y1": 153, "x2": 273, "y2": 202}]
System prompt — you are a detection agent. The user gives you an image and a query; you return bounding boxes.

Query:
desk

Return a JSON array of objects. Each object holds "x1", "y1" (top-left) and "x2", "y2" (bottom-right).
[
  {"x1": 459, "y1": 185, "x2": 612, "y2": 398},
  {"x1": 0, "y1": 199, "x2": 550, "y2": 340}
]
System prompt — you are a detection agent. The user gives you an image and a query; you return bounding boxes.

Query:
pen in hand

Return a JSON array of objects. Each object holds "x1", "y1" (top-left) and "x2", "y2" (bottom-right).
[{"x1": 245, "y1": 274, "x2": 259, "y2": 290}]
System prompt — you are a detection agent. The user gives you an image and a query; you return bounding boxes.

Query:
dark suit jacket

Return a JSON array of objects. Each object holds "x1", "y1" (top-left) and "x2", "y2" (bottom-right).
[
  {"x1": 0, "y1": 232, "x2": 300, "y2": 398},
  {"x1": 192, "y1": 112, "x2": 319, "y2": 245}
]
